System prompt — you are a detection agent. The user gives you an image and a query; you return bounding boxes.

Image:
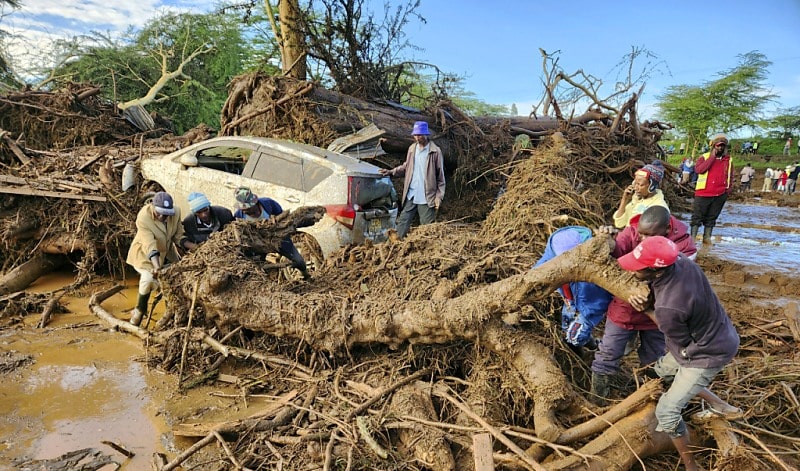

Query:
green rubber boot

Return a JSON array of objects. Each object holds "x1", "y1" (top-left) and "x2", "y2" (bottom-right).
[
  {"x1": 130, "y1": 292, "x2": 150, "y2": 326},
  {"x1": 590, "y1": 373, "x2": 611, "y2": 406}
]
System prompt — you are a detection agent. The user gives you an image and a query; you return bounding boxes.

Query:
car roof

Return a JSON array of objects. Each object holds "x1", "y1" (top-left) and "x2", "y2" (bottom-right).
[{"x1": 171, "y1": 136, "x2": 383, "y2": 176}]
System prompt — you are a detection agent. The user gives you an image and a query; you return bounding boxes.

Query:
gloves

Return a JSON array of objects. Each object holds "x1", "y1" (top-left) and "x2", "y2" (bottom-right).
[{"x1": 566, "y1": 319, "x2": 594, "y2": 347}]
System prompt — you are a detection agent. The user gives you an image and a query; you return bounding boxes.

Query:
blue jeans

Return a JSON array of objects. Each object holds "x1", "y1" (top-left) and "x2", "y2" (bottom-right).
[
  {"x1": 653, "y1": 352, "x2": 724, "y2": 438},
  {"x1": 591, "y1": 318, "x2": 665, "y2": 375}
]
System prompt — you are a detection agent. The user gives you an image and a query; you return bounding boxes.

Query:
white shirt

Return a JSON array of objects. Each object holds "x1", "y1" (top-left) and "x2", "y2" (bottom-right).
[{"x1": 407, "y1": 143, "x2": 430, "y2": 204}]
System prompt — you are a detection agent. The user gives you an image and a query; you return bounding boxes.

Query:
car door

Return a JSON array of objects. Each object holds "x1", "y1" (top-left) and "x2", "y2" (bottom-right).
[{"x1": 241, "y1": 147, "x2": 306, "y2": 210}]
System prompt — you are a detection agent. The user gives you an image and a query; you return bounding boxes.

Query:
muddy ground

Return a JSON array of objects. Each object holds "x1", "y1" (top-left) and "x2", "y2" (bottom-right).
[{"x1": 1, "y1": 194, "x2": 798, "y2": 471}]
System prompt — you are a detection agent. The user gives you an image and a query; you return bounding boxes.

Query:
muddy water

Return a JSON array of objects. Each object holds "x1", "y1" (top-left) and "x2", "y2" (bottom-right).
[
  {"x1": 0, "y1": 274, "x2": 172, "y2": 470},
  {"x1": 679, "y1": 201, "x2": 800, "y2": 275}
]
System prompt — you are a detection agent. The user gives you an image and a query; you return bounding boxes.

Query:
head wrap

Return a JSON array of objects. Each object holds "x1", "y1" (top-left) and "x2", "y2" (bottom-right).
[
  {"x1": 635, "y1": 160, "x2": 665, "y2": 193},
  {"x1": 188, "y1": 192, "x2": 211, "y2": 213},
  {"x1": 234, "y1": 187, "x2": 259, "y2": 210},
  {"x1": 709, "y1": 133, "x2": 728, "y2": 147}
]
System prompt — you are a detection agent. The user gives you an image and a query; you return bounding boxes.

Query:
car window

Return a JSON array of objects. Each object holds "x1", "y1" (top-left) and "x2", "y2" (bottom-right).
[
  {"x1": 351, "y1": 176, "x2": 397, "y2": 210},
  {"x1": 303, "y1": 160, "x2": 333, "y2": 191},
  {"x1": 251, "y1": 150, "x2": 303, "y2": 191},
  {"x1": 194, "y1": 145, "x2": 251, "y2": 175}
]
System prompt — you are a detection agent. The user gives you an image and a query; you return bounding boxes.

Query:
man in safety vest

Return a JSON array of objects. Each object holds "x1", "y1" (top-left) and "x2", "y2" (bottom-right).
[{"x1": 690, "y1": 133, "x2": 734, "y2": 244}]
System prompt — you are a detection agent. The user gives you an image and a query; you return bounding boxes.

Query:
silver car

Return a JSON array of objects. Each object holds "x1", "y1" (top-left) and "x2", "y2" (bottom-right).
[{"x1": 140, "y1": 136, "x2": 398, "y2": 261}]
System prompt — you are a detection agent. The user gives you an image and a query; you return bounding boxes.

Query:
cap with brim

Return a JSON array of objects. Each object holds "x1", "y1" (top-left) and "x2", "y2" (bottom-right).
[
  {"x1": 234, "y1": 187, "x2": 258, "y2": 210},
  {"x1": 618, "y1": 236, "x2": 679, "y2": 271},
  {"x1": 152, "y1": 191, "x2": 176, "y2": 216}
]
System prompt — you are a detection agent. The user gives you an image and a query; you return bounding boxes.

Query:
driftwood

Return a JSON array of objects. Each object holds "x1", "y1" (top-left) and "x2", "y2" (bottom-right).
[
  {"x1": 0, "y1": 253, "x2": 66, "y2": 295},
  {"x1": 11, "y1": 447, "x2": 118, "y2": 470},
  {"x1": 186, "y1": 233, "x2": 644, "y2": 353}
]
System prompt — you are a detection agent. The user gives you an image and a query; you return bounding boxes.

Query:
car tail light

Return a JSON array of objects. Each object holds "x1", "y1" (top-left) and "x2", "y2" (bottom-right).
[{"x1": 326, "y1": 204, "x2": 355, "y2": 229}]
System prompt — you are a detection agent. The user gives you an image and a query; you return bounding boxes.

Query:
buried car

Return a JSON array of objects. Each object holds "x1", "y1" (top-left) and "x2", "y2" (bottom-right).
[{"x1": 140, "y1": 136, "x2": 398, "y2": 263}]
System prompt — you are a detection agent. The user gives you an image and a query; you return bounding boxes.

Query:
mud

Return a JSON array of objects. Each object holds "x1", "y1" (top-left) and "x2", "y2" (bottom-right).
[{"x1": 1, "y1": 198, "x2": 799, "y2": 471}]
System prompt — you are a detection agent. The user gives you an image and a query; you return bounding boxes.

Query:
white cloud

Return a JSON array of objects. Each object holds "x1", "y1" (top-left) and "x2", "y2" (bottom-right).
[{"x1": 2, "y1": 0, "x2": 220, "y2": 81}]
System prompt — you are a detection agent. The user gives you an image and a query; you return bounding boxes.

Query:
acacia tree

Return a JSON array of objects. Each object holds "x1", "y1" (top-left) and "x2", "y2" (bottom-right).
[
  {"x1": 298, "y1": 0, "x2": 424, "y2": 101},
  {"x1": 766, "y1": 107, "x2": 800, "y2": 138},
  {"x1": 0, "y1": 0, "x2": 22, "y2": 89},
  {"x1": 656, "y1": 51, "x2": 776, "y2": 150},
  {"x1": 49, "y1": 11, "x2": 256, "y2": 133}
]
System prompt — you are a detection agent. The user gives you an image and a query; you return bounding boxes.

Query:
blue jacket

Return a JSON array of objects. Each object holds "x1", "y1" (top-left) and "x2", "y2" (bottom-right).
[
  {"x1": 233, "y1": 197, "x2": 283, "y2": 220},
  {"x1": 535, "y1": 226, "x2": 613, "y2": 346}
]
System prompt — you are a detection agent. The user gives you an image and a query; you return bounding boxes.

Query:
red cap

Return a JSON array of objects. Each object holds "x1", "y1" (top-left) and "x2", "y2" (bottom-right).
[{"x1": 618, "y1": 236, "x2": 679, "y2": 271}]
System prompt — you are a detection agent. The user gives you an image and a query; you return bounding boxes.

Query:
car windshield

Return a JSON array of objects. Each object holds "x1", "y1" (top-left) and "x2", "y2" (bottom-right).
[{"x1": 350, "y1": 176, "x2": 397, "y2": 210}]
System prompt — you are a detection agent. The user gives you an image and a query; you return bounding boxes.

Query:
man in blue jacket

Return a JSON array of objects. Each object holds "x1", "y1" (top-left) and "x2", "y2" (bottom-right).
[
  {"x1": 536, "y1": 226, "x2": 613, "y2": 353},
  {"x1": 233, "y1": 187, "x2": 309, "y2": 279}
]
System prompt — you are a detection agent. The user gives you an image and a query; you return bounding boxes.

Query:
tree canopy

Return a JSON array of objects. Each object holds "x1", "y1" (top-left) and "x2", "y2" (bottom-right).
[
  {"x1": 765, "y1": 106, "x2": 800, "y2": 138},
  {"x1": 47, "y1": 11, "x2": 261, "y2": 133},
  {"x1": 656, "y1": 51, "x2": 776, "y2": 148}
]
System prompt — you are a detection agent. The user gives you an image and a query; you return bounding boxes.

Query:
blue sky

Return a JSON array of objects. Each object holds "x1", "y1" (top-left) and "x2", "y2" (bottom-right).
[{"x1": 4, "y1": 0, "x2": 800, "y2": 121}]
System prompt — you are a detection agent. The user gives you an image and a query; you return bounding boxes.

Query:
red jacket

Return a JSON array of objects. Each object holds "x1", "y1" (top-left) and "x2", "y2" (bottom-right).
[
  {"x1": 607, "y1": 215, "x2": 698, "y2": 330},
  {"x1": 693, "y1": 152, "x2": 734, "y2": 197}
]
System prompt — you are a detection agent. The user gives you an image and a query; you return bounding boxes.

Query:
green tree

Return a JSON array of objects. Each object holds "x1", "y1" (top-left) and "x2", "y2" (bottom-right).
[
  {"x1": 765, "y1": 107, "x2": 800, "y2": 138},
  {"x1": 510, "y1": 103, "x2": 518, "y2": 116},
  {"x1": 49, "y1": 11, "x2": 260, "y2": 133},
  {"x1": 0, "y1": 0, "x2": 22, "y2": 90},
  {"x1": 656, "y1": 51, "x2": 776, "y2": 148}
]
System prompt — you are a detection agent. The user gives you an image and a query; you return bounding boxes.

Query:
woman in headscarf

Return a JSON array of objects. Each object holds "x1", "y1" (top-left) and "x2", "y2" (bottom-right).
[{"x1": 613, "y1": 160, "x2": 669, "y2": 228}]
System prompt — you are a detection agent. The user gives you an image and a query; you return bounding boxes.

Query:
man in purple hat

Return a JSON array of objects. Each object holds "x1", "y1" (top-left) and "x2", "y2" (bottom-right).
[
  {"x1": 620, "y1": 236, "x2": 741, "y2": 471},
  {"x1": 126, "y1": 191, "x2": 197, "y2": 326},
  {"x1": 379, "y1": 121, "x2": 445, "y2": 238}
]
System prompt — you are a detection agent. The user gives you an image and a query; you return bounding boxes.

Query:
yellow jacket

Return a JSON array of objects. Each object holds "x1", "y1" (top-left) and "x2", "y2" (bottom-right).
[{"x1": 126, "y1": 204, "x2": 186, "y2": 270}]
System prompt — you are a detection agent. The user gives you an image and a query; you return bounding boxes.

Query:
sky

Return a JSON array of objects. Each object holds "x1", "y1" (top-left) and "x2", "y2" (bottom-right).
[{"x1": 3, "y1": 0, "x2": 800, "y2": 123}]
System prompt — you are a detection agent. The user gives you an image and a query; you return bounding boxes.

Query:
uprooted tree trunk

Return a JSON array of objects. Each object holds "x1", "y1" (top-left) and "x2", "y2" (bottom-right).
[
  {"x1": 0, "y1": 254, "x2": 67, "y2": 296},
  {"x1": 219, "y1": 75, "x2": 613, "y2": 166},
  {"x1": 155, "y1": 216, "x2": 649, "y2": 443}
]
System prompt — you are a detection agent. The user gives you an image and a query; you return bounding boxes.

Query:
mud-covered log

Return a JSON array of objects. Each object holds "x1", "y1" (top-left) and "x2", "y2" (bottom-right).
[
  {"x1": 480, "y1": 319, "x2": 570, "y2": 442},
  {"x1": 198, "y1": 234, "x2": 646, "y2": 352},
  {"x1": 389, "y1": 381, "x2": 456, "y2": 471},
  {"x1": 0, "y1": 253, "x2": 66, "y2": 295},
  {"x1": 542, "y1": 404, "x2": 673, "y2": 470},
  {"x1": 473, "y1": 110, "x2": 610, "y2": 136}
]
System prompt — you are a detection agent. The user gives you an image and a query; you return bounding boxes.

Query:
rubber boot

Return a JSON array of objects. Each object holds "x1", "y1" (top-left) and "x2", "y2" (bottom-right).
[
  {"x1": 690, "y1": 225, "x2": 699, "y2": 241},
  {"x1": 590, "y1": 373, "x2": 611, "y2": 406},
  {"x1": 702, "y1": 226, "x2": 714, "y2": 245},
  {"x1": 130, "y1": 292, "x2": 150, "y2": 326}
]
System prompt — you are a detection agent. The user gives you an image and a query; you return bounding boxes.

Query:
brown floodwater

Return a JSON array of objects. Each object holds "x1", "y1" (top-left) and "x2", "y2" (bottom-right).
[{"x1": 0, "y1": 273, "x2": 171, "y2": 470}]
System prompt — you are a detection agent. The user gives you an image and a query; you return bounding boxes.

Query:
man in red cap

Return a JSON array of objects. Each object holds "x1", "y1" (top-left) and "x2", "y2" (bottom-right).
[
  {"x1": 619, "y1": 236, "x2": 741, "y2": 471},
  {"x1": 590, "y1": 206, "x2": 697, "y2": 404},
  {"x1": 379, "y1": 121, "x2": 445, "y2": 238}
]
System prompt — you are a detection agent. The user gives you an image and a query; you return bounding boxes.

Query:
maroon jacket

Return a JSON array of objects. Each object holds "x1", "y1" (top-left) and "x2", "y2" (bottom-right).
[{"x1": 607, "y1": 214, "x2": 697, "y2": 330}]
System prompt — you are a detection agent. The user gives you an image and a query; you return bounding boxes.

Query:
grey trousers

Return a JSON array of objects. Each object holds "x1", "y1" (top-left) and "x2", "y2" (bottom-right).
[{"x1": 396, "y1": 200, "x2": 437, "y2": 238}]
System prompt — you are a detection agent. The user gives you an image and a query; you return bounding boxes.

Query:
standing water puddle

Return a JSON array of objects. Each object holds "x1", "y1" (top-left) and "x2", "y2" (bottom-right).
[
  {"x1": 698, "y1": 201, "x2": 800, "y2": 275},
  {"x1": 0, "y1": 275, "x2": 170, "y2": 470}
]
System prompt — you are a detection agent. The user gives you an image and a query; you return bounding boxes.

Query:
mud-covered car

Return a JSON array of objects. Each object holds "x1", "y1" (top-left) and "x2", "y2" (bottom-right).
[{"x1": 140, "y1": 136, "x2": 398, "y2": 261}]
